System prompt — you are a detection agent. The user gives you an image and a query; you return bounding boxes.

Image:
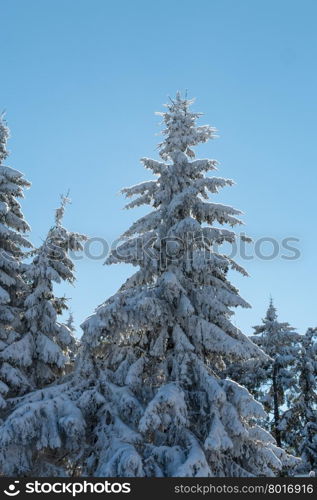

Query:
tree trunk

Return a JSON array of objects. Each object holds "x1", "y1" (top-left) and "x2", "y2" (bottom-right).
[{"x1": 272, "y1": 363, "x2": 281, "y2": 447}]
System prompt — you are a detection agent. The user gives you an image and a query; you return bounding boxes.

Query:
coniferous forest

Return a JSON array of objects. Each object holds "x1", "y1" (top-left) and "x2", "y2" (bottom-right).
[{"x1": 0, "y1": 95, "x2": 316, "y2": 477}]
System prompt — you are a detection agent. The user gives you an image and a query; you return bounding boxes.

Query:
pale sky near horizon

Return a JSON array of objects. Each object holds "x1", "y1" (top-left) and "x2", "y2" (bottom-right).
[{"x1": 1, "y1": 0, "x2": 317, "y2": 336}]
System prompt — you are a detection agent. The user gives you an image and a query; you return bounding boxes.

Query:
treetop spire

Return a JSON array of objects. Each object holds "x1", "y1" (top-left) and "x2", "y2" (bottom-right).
[
  {"x1": 0, "y1": 113, "x2": 9, "y2": 163},
  {"x1": 55, "y1": 192, "x2": 71, "y2": 227},
  {"x1": 0, "y1": 96, "x2": 298, "y2": 477},
  {"x1": 157, "y1": 92, "x2": 217, "y2": 161},
  {"x1": 266, "y1": 297, "x2": 277, "y2": 321}
]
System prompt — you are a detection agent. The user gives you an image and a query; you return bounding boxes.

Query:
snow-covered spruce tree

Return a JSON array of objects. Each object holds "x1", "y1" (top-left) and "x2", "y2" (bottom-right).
[
  {"x1": 17, "y1": 196, "x2": 86, "y2": 389},
  {"x1": 65, "y1": 312, "x2": 81, "y2": 364},
  {"x1": 0, "y1": 95, "x2": 297, "y2": 477},
  {"x1": 280, "y1": 328, "x2": 317, "y2": 470},
  {"x1": 0, "y1": 116, "x2": 32, "y2": 409},
  {"x1": 250, "y1": 300, "x2": 300, "y2": 448},
  {"x1": 66, "y1": 311, "x2": 75, "y2": 333}
]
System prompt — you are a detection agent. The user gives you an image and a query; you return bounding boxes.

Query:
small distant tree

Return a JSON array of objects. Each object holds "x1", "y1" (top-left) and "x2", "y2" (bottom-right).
[
  {"x1": 21, "y1": 195, "x2": 86, "y2": 388},
  {"x1": 280, "y1": 328, "x2": 317, "y2": 470},
  {"x1": 250, "y1": 300, "x2": 300, "y2": 447}
]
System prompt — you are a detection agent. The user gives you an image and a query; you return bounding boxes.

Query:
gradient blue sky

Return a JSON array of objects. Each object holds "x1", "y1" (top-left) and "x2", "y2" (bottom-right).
[{"x1": 1, "y1": 0, "x2": 316, "y2": 335}]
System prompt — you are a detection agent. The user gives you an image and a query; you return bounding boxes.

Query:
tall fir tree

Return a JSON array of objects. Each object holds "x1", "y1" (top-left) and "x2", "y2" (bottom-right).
[
  {"x1": 0, "y1": 116, "x2": 32, "y2": 409},
  {"x1": 0, "y1": 95, "x2": 297, "y2": 477},
  {"x1": 250, "y1": 300, "x2": 300, "y2": 448},
  {"x1": 280, "y1": 328, "x2": 317, "y2": 471},
  {"x1": 20, "y1": 195, "x2": 86, "y2": 389},
  {"x1": 0, "y1": 193, "x2": 86, "y2": 412}
]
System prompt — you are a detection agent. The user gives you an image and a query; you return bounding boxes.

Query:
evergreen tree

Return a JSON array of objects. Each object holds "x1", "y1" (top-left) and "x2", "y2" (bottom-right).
[
  {"x1": 20, "y1": 195, "x2": 86, "y2": 389},
  {"x1": 250, "y1": 300, "x2": 300, "y2": 447},
  {"x1": 280, "y1": 328, "x2": 317, "y2": 471},
  {"x1": 0, "y1": 116, "x2": 32, "y2": 409},
  {"x1": 66, "y1": 312, "x2": 75, "y2": 333},
  {"x1": 0, "y1": 95, "x2": 297, "y2": 476},
  {"x1": 0, "y1": 194, "x2": 86, "y2": 409}
]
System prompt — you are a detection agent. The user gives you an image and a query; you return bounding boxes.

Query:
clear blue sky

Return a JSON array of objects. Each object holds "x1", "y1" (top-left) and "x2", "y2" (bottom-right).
[{"x1": 1, "y1": 0, "x2": 316, "y2": 335}]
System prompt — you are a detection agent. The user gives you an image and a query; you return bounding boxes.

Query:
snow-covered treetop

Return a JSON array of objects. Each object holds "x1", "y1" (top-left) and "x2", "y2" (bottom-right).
[
  {"x1": 28, "y1": 194, "x2": 86, "y2": 293},
  {"x1": 0, "y1": 114, "x2": 31, "y2": 307},
  {"x1": 265, "y1": 299, "x2": 278, "y2": 322},
  {"x1": 0, "y1": 114, "x2": 9, "y2": 163},
  {"x1": 251, "y1": 299, "x2": 300, "y2": 364},
  {"x1": 0, "y1": 115, "x2": 31, "y2": 256},
  {"x1": 55, "y1": 193, "x2": 71, "y2": 227},
  {"x1": 66, "y1": 311, "x2": 75, "y2": 332},
  {"x1": 0, "y1": 114, "x2": 30, "y2": 190},
  {"x1": 157, "y1": 92, "x2": 217, "y2": 161}
]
